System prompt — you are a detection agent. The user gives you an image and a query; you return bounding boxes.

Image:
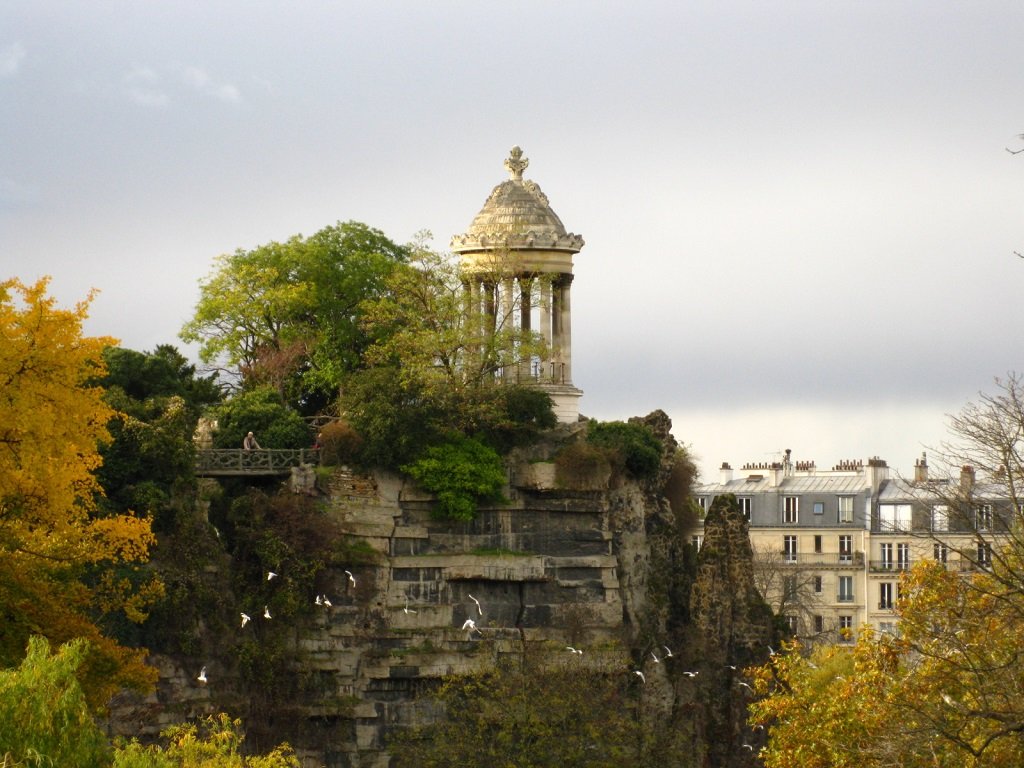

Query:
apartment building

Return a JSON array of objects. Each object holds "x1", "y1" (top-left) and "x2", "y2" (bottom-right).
[{"x1": 691, "y1": 451, "x2": 1009, "y2": 644}]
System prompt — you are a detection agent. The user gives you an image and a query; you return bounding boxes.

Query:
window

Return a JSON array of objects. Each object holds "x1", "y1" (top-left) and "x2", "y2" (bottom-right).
[
  {"x1": 813, "y1": 575, "x2": 823, "y2": 593},
  {"x1": 880, "y1": 542, "x2": 893, "y2": 570},
  {"x1": 977, "y1": 504, "x2": 993, "y2": 532},
  {"x1": 932, "y1": 505, "x2": 948, "y2": 532},
  {"x1": 838, "y1": 496, "x2": 855, "y2": 524},
  {"x1": 879, "y1": 582, "x2": 895, "y2": 610},
  {"x1": 839, "y1": 614, "x2": 853, "y2": 641},
  {"x1": 737, "y1": 497, "x2": 752, "y2": 520},
  {"x1": 814, "y1": 535, "x2": 822, "y2": 554},
  {"x1": 814, "y1": 614, "x2": 824, "y2": 633},
  {"x1": 838, "y1": 575, "x2": 854, "y2": 602},
  {"x1": 784, "y1": 496, "x2": 799, "y2": 524},
  {"x1": 813, "y1": 501, "x2": 825, "y2": 516},
  {"x1": 692, "y1": 535, "x2": 703, "y2": 551},
  {"x1": 879, "y1": 622, "x2": 896, "y2": 636},
  {"x1": 977, "y1": 541, "x2": 992, "y2": 568},
  {"x1": 784, "y1": 535, "x2": 798, "y2": 564},
  {"x1": 933, "y1": 543, "x2": 948, "y2": 563},
  {"x1": 782, "y1": 575, "x2": 798, "y2": 603},
  {"x1": 839, "y1": 535, "x2": 853, "y2": 563},
  {"x1": 879, "y1": 503, "x2": 912, "y2": 532},
  {"x1": 897, "y1": 543, "x2": 910, "y2": 571},
  {"x1": 696, "y1": 497, "x2": 708, "y2": 517}
]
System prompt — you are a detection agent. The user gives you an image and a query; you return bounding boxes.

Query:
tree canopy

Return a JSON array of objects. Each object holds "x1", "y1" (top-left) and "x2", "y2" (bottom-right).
[
  {"x1": 0, "y1": 277, "x2": 159, "y2": 707},
  {"x1": 180, "y1": 221, "x2": 408, "y2": 410}
]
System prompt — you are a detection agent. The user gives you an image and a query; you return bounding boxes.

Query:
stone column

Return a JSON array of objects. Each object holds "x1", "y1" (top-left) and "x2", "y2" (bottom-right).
[
  {"x1": 539, "y1": 278, "x2": 552, "y2": 379},
  {"x1": 550, "y1": 278, "x2": 562, "y2": 383},
  {"x1": 559, "y1": 274, "x2": 573, "y2": 385}
]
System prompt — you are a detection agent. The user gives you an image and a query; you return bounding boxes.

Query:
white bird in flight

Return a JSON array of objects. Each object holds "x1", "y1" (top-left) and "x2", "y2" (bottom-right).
[
  {"x1": 322, "y1": 595, "x2": 332, "y2": 607},
  {"x1": 197, "y1": 666, "x2": 208, "y2": 684},
  {"x1": 650, "y1": 650, "x2": 661, "y2": 664},
  {"x1": 738, "y1": 681, "x2": 754, "y2": 691},
  {"x1": 566, "y1": 646, "x2": 583, "y2": 655},
  {"x1": 345, "y1": 570, "x2": 356, "y2": 587},
  {"x1": 663, "y1": 645, "x2": 674, "y2": 658},
  {"x1": 315, "y1": 595, "x2": 322, "y2": 606},
  {"x1": 240, "y1": 613, "x2": 250, "y2": 628},
  {"x1": 634, "y1": 670, "x2": 646, "y2": 684},
  {"x1": 468, "y1": 594, "x2": 482, "y2": 616},
  {"x1": 267, "y1": 571, "x2": 277, "y2": 581},
  {"x1": 264, "y1": 605, "x2": 272, "y2": 619},
  {"x1": 404, "y1": 598, "x2": 417, "y2": 614},
  {"x1": 682, "y1": 670, "x2": 699, "y2": 678}
]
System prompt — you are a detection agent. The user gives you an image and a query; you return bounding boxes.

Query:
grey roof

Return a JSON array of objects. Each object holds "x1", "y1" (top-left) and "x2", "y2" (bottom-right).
[
  {"x1": 450, "y1": 146, "x2": 584, "y2": 254},
  {"x1": 697, "y1": 475, "x2": 870, "y2": 495}
]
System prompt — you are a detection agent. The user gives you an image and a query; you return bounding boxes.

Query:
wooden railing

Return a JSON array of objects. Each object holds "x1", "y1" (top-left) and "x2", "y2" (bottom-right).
[{"x1": 195, "y1": 448, "x2": 320, "y2": 476}]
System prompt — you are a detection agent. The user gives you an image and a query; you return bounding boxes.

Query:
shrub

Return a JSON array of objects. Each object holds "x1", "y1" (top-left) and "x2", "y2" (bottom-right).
[
  {"x1": 402, "y1": 435, "x2": 506, "y2": 521},
  {"x1": 586, "y1": 420, "x2": 663, "y2": 479},
  {"x1": 317, "y1": 420, "x2": 364, "y2": 466},
  {"x1": 554, "y1": 442, "x2": 611, "y2": 490}
]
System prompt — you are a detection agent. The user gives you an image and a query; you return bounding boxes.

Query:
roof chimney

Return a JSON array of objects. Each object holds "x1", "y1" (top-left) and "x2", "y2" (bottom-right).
[
  {"x1": 720, "y1": 462, "x2": 733, "y2": 484},
  {"x1": 960, "y1": 465, "x2": 975, "y2": 494},
  {"x1": 914, "y1": 452, "x2": 928, "y2": 483}
]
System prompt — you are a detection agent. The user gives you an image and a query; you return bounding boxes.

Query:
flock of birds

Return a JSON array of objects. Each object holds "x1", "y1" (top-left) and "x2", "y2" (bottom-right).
[
  {"x1": 194, "y1": 572, "x2": 771, "y2": 753},
  {"x1": 196, "y1": 568, "x2": 359, "y2": 686}
]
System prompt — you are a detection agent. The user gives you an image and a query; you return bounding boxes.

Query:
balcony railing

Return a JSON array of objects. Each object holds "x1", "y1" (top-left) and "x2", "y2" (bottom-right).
[
  {"x1": 869, "y1": 560, "x2": 912, "y2": 573},
  {"x1": 775, "y1": 552, "x2": 864, "y2": 567},
  {"x1": 195, "y1": 448, "x2": 320, "y2": 476}
]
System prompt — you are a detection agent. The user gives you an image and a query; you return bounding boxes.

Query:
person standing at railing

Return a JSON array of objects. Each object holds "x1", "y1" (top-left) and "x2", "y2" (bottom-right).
[{"x1": 243, "y1": 431, "x2": 261, "y2": 450}]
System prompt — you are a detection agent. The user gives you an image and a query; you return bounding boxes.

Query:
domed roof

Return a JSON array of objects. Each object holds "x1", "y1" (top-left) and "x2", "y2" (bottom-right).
[{"x1": 451, "y1": 146, "x2": 584, "y2": 254}]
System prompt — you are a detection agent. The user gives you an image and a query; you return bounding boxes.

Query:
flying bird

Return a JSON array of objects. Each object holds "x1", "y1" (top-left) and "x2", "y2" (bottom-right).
[
  {"x1": 267, "y1": 571, "x2": 277, "y2": 581},
  {"x1": 264, "y1": 605, "x2": 272, "y2": 619},
  {"x1": 240, "y1": 612, "x2": 250, "y2": 628},
  {"x1": 566, "y1": 646, "x2": 583, "y2": 655},
  {"x1": 197, "y1": 666, "x2": 208, "y2": 684},
  {"x1": 650, "y1": 650, "x2": 661, "y2": 664},
  {"x1": 404, "y1": 598, "x2": 417, "y2": 614},
  {"x1": 682, "y1": 670, "x2": 699, "y2": 678},
  {"x1": 634, "y1": 670, "x2": 646, "y2": 684},
  {"x1": 315, "y1": 595, "x2": 322, "y2": 606},
  {"x1": 737, "y1": 681, "x2": 754, "y2": 691},
  {"x1": 663, "y1": 645, "x2": 674, "y2": 658},
  {"x1": 345, "y1": 570, "x2": 356, "y2": 587},
  {"x1": 468, "y1": 594, "x2": 482, "y2": 616},
  {"x1": 322, "y1": 595, "x2": 332, "y2": 607},
  {"x1": 742, "y1": 744, "x2": 755, "y2": 751}
]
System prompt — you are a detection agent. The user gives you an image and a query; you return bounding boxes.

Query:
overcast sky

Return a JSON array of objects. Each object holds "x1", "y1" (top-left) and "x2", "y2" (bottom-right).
[{"x1": 3, "y1": 2, "x2": 1023, "y2": 480}]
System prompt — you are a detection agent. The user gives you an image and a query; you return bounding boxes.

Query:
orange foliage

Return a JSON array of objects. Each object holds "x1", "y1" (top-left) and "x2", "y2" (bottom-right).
[{"x1": 0, "y1": 277, "x2": 159, "y2": 707}]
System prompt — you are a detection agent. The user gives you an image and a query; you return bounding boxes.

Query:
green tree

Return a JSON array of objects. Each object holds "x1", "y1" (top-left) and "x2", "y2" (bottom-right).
[
  {"x1": 209, "y1": 386, "x2": 311, "y2": 450},
  {"x1": 342, "y1": 239, "x2": 556, "y2": 468},
  {"x1": 180, "y1": 221, "x2": 408, "y2": 409},
  {"x1": 0, "y1": 636, "x2": 110, "y2": 768},
  {"x1": 112, "y1": 714, "x2": 300, "y2": 767},
  {"x1": 390, "y1": 652, "x2": 640, "y2": 768}
]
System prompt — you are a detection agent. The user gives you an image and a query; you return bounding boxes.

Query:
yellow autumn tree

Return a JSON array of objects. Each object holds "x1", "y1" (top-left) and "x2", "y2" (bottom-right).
[{"x1": 0, "y1": 277, "x2": 160, "y2": 707}]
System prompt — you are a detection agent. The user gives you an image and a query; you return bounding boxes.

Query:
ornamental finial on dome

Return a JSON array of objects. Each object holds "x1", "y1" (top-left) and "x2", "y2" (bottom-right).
[{"x1": 504, "y1": 145, "x2": 528, "y2": 181}]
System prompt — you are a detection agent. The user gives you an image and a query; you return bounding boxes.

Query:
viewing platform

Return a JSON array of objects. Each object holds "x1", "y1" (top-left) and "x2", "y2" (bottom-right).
[{"x1": 195, "y1": 448, "x2": 320, "y2": 477}]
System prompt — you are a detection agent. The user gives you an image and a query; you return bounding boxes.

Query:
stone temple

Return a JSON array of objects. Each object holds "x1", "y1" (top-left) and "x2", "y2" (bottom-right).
[{"x1": 451, "y1": 146, "x2": 585, "y2": 423}]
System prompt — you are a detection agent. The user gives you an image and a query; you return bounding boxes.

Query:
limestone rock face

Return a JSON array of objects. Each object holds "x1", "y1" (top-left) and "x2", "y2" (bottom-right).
[{"x1": 106, "y1": 415, "x2": 773, "y2": 768}]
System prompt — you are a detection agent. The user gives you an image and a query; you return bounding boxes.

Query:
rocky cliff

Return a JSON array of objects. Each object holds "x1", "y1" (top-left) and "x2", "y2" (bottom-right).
[{"x1": 106, "y1": 412, "x2": 776, "y2": 767}]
